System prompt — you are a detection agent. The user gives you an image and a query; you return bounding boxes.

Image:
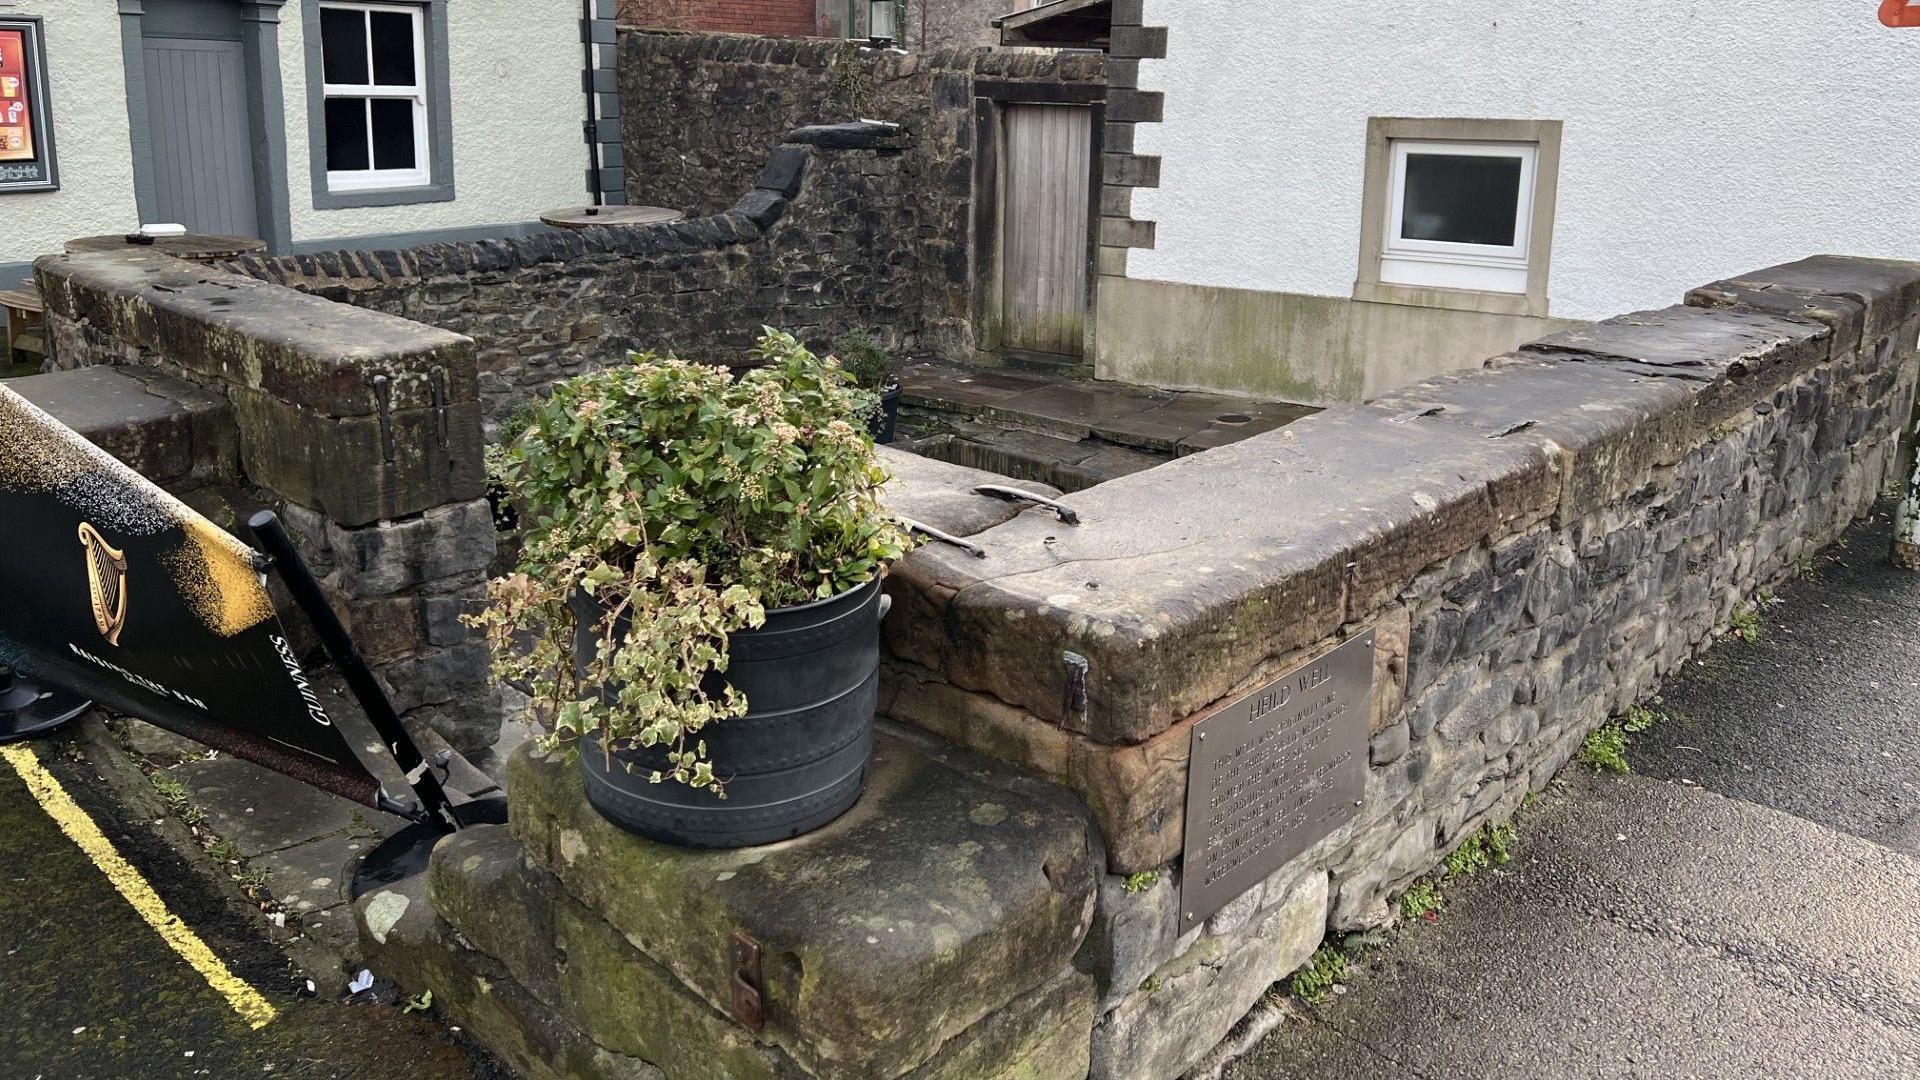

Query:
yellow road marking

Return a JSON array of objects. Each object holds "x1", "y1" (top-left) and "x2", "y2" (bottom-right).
[{"x1": 1, "y1": 744, "x2": 278, "y2": 1029}]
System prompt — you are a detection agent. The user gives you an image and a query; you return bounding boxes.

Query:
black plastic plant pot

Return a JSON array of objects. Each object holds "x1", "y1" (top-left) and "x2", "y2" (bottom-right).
[
  {"x1": 576, "y1": 576, "x2": 891, "y2": 848},
  {"x1": 868, "y1": 383, "x2": 903, "y2": 445}
]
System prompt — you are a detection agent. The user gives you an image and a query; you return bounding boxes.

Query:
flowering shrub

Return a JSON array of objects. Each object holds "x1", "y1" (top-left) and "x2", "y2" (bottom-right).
[{"x1": 470, "y1": 330, "x2": 911, "y2": 791}]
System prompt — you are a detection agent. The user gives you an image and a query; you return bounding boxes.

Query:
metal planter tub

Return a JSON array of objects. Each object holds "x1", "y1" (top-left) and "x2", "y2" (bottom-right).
[{"x1": 576, "y1": 576, "x2": 891, "y2": 848}]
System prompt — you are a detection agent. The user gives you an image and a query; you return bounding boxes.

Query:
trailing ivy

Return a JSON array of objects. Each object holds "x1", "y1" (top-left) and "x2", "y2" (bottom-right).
[{"x1": 471, "y1": 331, "x2": 911, "y2": 792}]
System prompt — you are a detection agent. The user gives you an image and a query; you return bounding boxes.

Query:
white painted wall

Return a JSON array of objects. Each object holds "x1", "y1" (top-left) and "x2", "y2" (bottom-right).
[
  {"x1": 0, "y1": 1, "x2": 140, "y2": 271},
  {"x1": 278, "y1": 0, "x2": 586, "y2": 244},
  {"x1": 1131, "y1": 1, "x2": 1920, "y2": 322},
  {"x1": 0, "y1": 0, "x2": 585, "y2": 271}
]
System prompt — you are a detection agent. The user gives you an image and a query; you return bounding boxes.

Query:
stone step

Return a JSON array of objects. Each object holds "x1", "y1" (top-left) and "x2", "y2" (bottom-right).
[{"x1": 388, "y1": 722, "x2": 1101, "y2": 1080}]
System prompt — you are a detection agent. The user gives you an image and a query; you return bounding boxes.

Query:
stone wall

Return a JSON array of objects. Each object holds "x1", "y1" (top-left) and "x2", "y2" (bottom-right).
[
  {"x1": 224, "y1": 122, "x2": 973, "y2": 436},
  {"x1": 617, "y1": 30, "x2": 1103, "y2": 218},
  {"x1": 32, "y1": 249, "x2": 501, "y2": 752},
  {"x1": 879, "y1": 255, "x2": 1920, "y2": 1079}
]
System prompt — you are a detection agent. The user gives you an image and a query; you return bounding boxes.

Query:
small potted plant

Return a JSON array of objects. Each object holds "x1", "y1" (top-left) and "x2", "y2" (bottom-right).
[
  {"x1": 473, "y1": 330, "x2": 911, "y2": 848},
  {"x1": 832, "y1": 328, "x2": 903, "y2": 444}
]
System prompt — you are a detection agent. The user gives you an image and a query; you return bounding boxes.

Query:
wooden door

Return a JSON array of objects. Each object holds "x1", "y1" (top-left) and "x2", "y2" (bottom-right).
[
  {"x1": 1000, "y1": 103, "x2": 1091, "y2": 358},
  {"x1": 142, "y1": 37, "x2": 259, "y2": 236}
]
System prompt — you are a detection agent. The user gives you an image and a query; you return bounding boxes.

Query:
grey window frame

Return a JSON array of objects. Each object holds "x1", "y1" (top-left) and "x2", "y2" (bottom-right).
[
  {"x1": 0, "y1": 16, "x2": 59, "y2": 194},
  {"x1": 300, "y1": 0, "x2": 453, "y2": 209},
  {"x1": 1354, "y1": 117, "x2": 1562, "y2": 319}
]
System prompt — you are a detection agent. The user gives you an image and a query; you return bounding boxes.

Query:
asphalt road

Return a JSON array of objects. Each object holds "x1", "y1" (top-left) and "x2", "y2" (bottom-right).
[
  {"x1": 0, "y1": 740, "x2": 488, "y2": 1080},
  {"x1": 1235, "y1": 504, "x2": 1920, "y2": 1080}
]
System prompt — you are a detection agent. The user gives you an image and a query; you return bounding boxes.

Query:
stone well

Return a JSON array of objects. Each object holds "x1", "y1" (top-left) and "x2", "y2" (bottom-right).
[{"x1": 342, "y1": 254, "x2": 1920, "y2": 1080}]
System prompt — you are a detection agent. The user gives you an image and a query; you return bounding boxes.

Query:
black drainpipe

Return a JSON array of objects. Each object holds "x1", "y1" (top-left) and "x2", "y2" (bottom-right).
[{"x1": 580, "y1": 0, "x2": 604, "y2": 207}]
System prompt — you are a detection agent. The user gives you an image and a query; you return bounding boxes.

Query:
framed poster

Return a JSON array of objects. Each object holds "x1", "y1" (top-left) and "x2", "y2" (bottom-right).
[{"x1": 0, "y1": 17, "x2": 56, "y2": 193}]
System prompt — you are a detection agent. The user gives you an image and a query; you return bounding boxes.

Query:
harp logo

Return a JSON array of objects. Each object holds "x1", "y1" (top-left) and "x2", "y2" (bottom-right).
[{"x1": 78, "y1": 522, "x2": 128, "y2": 646}]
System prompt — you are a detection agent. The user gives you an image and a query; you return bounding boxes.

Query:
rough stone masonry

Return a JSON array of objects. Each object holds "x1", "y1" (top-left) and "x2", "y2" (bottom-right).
[
  {"x1": 879, "y1": 255, "x2": 1920, "y2": 1079},
  {"x1": 339, "y1": 254, "x2": 1920, "y2": 1080}
]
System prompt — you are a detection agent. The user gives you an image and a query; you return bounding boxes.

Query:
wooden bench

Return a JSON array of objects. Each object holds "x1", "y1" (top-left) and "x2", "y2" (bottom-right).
[{"x1": 1, "y1": 284, "x2": 45, "y2": 371}]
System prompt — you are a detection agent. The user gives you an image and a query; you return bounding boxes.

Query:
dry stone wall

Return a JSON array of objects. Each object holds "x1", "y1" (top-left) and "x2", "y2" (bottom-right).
[{"x1": 879, "y1": 255, "x2": 1920, "y2": 1080}]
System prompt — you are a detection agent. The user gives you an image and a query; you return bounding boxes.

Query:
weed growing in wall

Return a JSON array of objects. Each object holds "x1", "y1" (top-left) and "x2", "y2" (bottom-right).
[
  {"x1": 1579, "y1": 725, "x2": 1631, "y2": 773},
  {"x1": 1286, "y1": 944, "x2": 1351, "y2": 1005},
  {"x1": 1398, "y1": 882, "x2": 1445, "y2": 922}
]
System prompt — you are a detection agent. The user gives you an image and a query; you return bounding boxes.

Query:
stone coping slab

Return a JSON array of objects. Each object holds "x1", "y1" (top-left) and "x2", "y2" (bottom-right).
[
  {"x1": 1688, "y1": 253, "x2": 1920, "y2": 347},
  {"x1": 499, "y1": 723, "x2": 1099, "y2": 1080},
  {"x1": 34, "y1": 249, "x2": 477, "y2": 417},
  {"x1": 875, "y1": 445, "x2": 1062, "y2": 537},
  {"x1": 885, "y1": 400, "x2": 1558, "y2": 748},
  {"x1": 7, "y1": 364, "x2": 235, "y2": 487}
]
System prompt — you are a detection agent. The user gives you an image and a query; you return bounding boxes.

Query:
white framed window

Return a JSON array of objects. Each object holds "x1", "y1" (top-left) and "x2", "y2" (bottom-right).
[
  {"x1": 318, "y1": 2, "x2": 429, "y2": 193},
  {"x1": 1356, "y1": 118, "x2": 1562, "y2": 318},
  {"x1": 1380, "y1": 140, "x2": 1536, "y2": 295}
]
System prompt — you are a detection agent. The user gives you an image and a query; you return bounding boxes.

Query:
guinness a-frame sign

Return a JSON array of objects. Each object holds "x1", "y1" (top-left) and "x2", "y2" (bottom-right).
[{"x1": 0, "y1": 383, "x2": 458, "y2": 837}]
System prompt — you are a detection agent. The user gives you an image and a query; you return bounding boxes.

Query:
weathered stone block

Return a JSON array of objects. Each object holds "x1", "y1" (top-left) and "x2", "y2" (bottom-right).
[
  {"x1": 506, "y1": 724, "x2": 1097, "y2": 1080},
  {"x1": 1687, "y1": 253, "x2": 1920, "y2": 348},
  {"x1": 1086, "y1": 871, "x2": 1327, "y2": 1080},
  {"x1": 885, "y1": 403, "x2": 1554, "y2": 748},
  {"x1": 34, "y1": 250, "x2": 478, "y2": 416},
  {"x1": 9, "y1": 365, "x2": 237, "y2": 487},
  {"x1": 323, "y1": 498, "x2": 495, "y2": 598},
  {"x1": 231, "y1": 388, "x2": 485, "y2": 527}
]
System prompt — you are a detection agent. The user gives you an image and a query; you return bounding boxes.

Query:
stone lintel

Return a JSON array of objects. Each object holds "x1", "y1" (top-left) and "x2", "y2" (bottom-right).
[
  {"x1": 502, "y1": 725, "x2": 1098, "y2": 1080},
  {"x1": 34, "y1": 250, "x2": 478, "y2": 418}
]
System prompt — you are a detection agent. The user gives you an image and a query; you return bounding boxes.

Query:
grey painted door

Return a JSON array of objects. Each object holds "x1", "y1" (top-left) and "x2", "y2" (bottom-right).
[
  {"x1": 1000, "y1": 103, "x2": 1091, "y2": 358},
  {"x1": 142, "y1": 37, "x2": 258, "y2": 236}
]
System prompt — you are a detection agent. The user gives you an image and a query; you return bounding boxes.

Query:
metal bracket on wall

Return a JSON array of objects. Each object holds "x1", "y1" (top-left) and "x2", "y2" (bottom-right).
[{"x1": 729, "y1": 932, "x2": 765, "y2": 1032}]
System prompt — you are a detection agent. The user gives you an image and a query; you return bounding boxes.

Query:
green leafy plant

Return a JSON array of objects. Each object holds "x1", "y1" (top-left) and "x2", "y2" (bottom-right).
[
  {"x1": 831, "y1": 329, "x2": 899, "y2": 393},
  {"x1": 1286, "y1": 944, "x2": 1351, "y2": 1004},
  {"x1": 471, "y1": 331, "x2": 912, "y2": 793},
  {"x1": 1399, "y1": 881, "x2": 1445, "y2": 922},
  {"x1": 1122, "y1": 870, "x2": 1160, "y2": 894},
  {"x1": 1729, "y1": 603, "x2": 1762, "y2": 644},
  {"x1": 150, "y1": 771, "x2": 190, "y2": 811},
  {"x1": 1622, "y1": 703, "x2": 1662, "y2": 734},
  {"x1": 1445, "y1": 820, "x2": 1520, "y2": 879},
  {"x1": 1579, "y1": 725, "x2": 1631, "y2": 774}
]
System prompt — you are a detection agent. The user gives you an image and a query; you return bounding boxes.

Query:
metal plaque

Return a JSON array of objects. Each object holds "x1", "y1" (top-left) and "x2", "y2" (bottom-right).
[{"x1": 1179, "y1": 628, "x2": 1375, "y2": 927}]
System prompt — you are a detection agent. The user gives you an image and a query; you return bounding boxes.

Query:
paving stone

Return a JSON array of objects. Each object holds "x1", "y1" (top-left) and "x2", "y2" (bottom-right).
[
  {"x1": 504, "y1": 723, "x2": 1099, "y2": 1080},
  {"x1": 253, "y1": 832, "x2": 359, "y2": 914},
  {"x1": 169, "y1": 754, "x2": 363, "y2": 858}
]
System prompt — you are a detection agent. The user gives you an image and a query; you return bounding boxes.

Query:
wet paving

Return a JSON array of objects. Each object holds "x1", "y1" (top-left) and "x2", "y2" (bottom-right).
[{"x1": 0, "y1": 739, "x2": 495, "y2": 1080}]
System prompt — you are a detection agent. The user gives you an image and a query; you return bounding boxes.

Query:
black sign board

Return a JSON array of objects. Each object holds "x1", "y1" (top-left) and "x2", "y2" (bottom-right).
[
  {"x1": 1180, "y1": 629, "x2": 1374, "y2": 926},
  {"x1": 0, "y1": 17, "x2": 56, "y2": 193},
  {"x1": 0, "y1": 385, "x2": 381, "y2": 806}
]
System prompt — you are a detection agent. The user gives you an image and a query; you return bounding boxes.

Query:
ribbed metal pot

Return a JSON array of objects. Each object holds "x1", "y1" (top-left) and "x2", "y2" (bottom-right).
[{"x1": 576, "y1": 576, "x2": 889, "y2": 848}]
